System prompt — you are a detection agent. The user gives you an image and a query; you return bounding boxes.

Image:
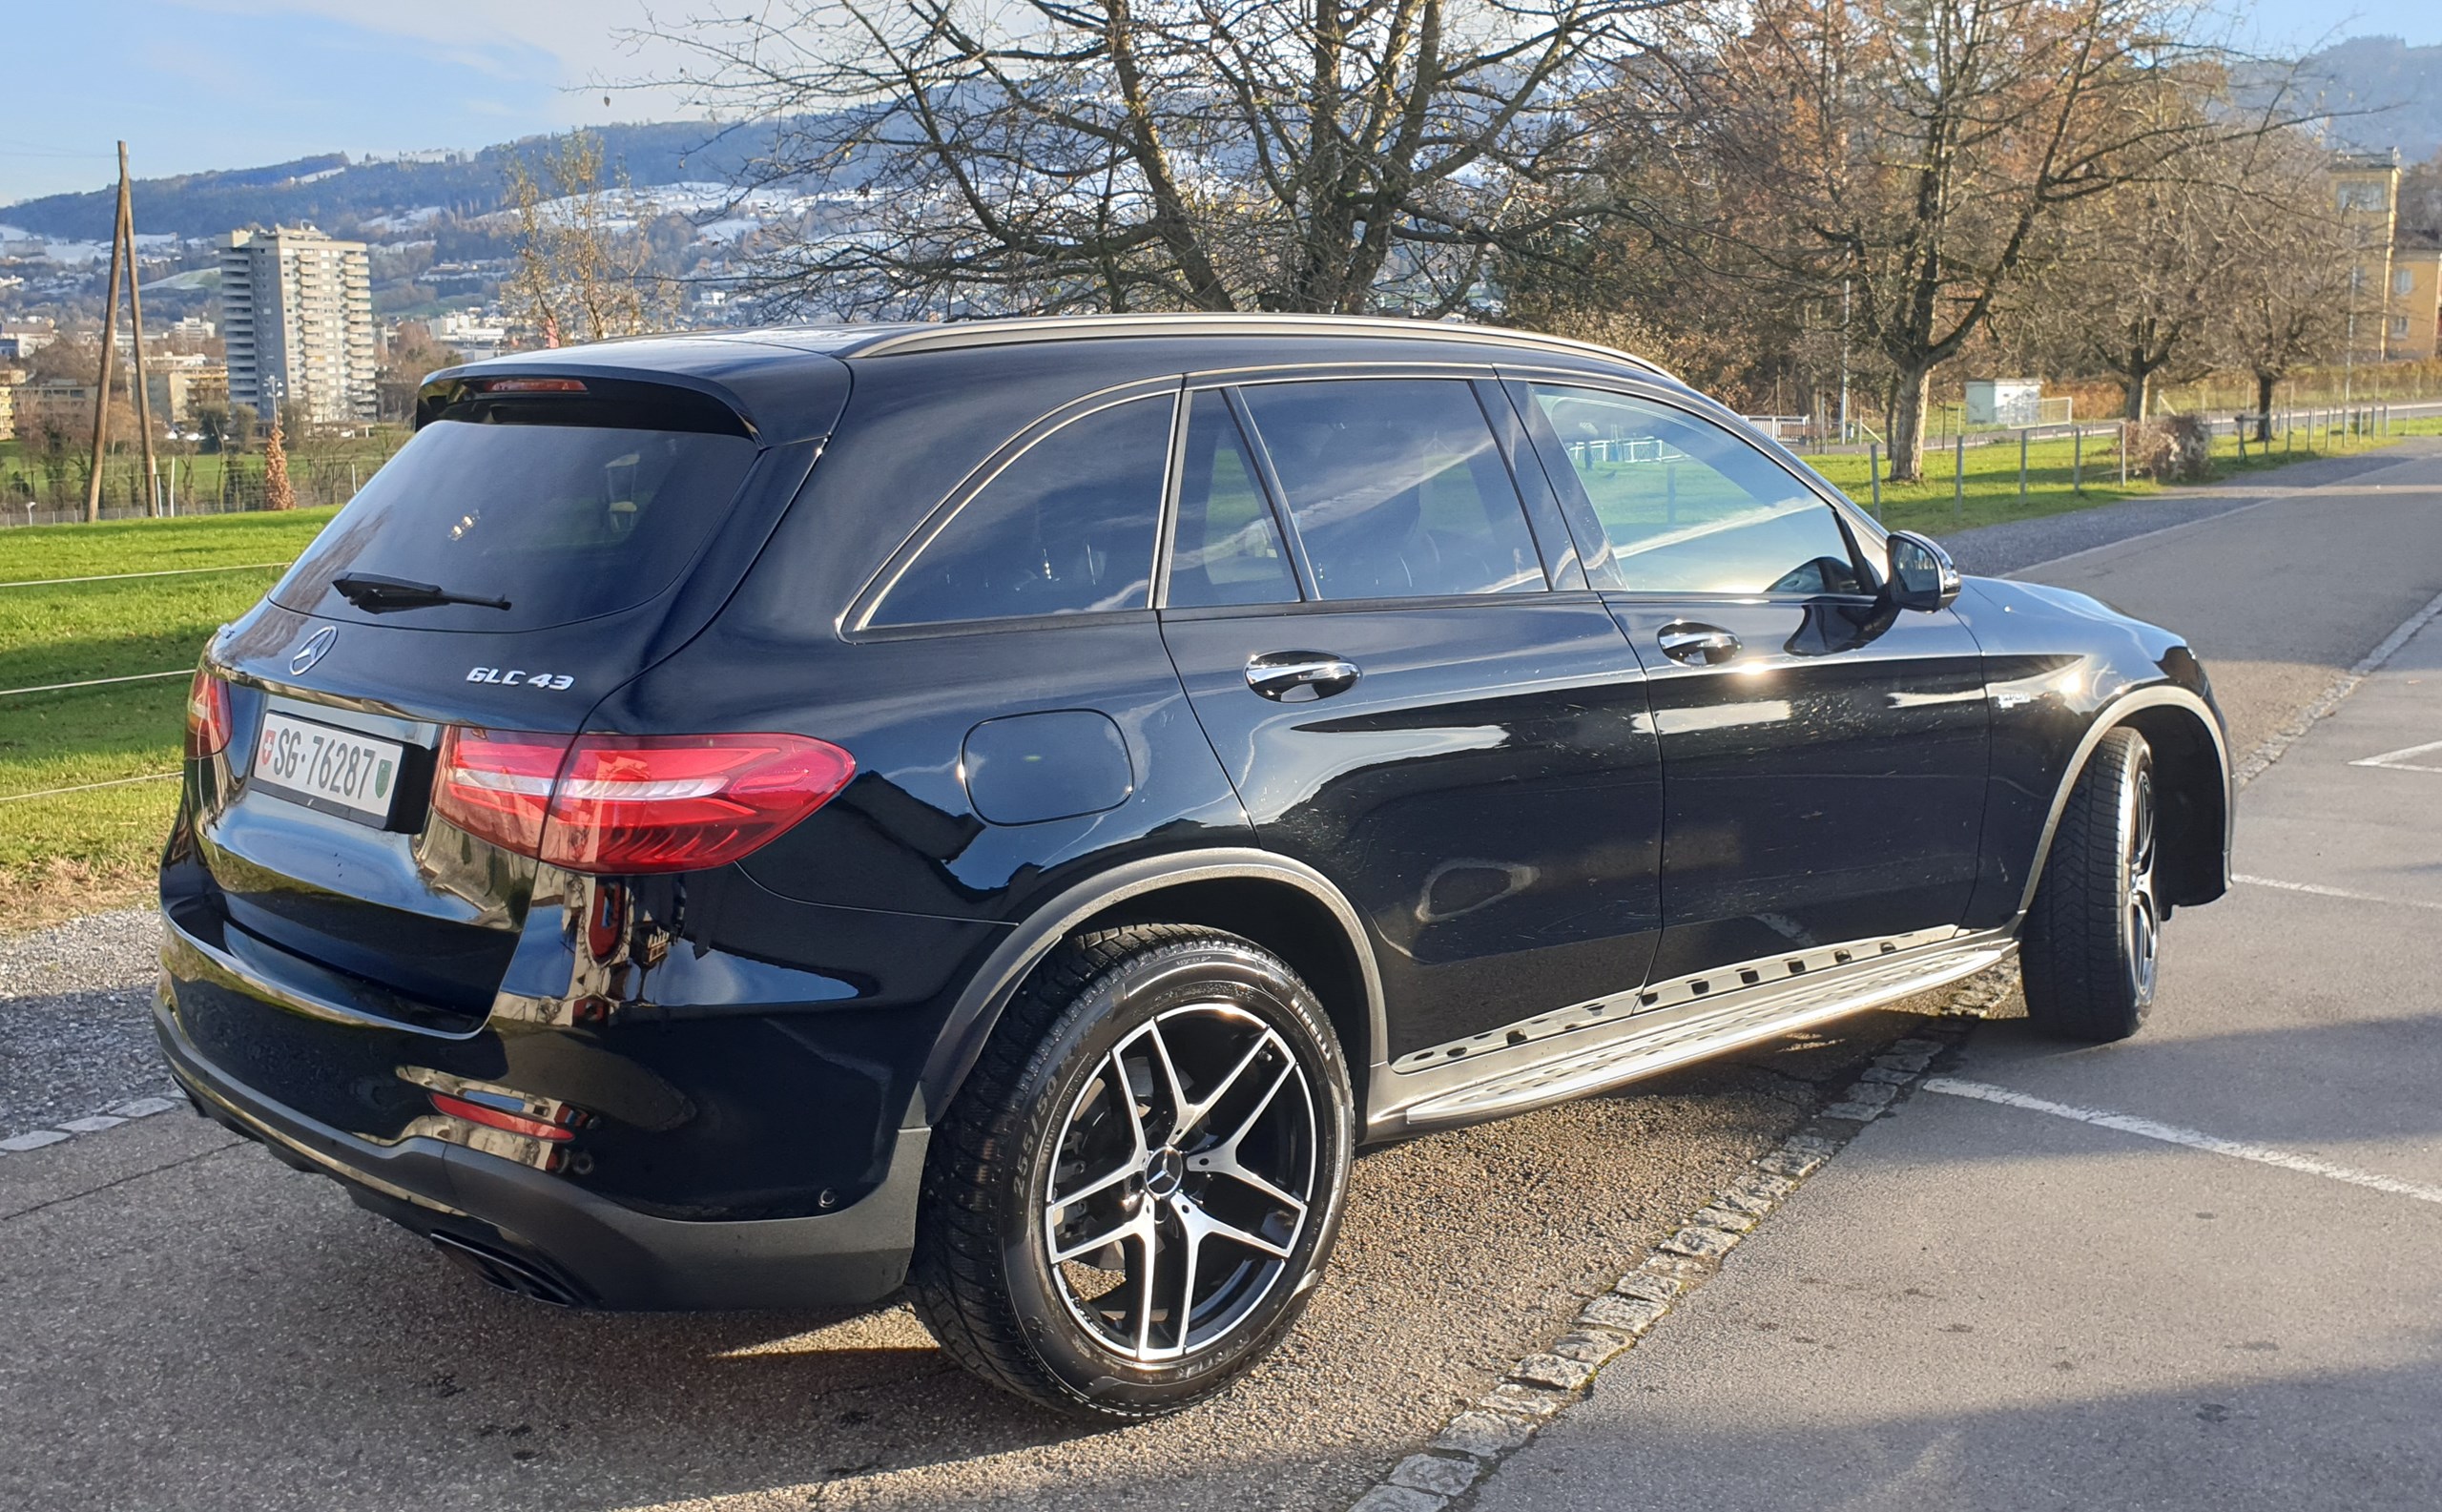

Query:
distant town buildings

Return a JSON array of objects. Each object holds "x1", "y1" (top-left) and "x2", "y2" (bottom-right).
[
  {"x1": 434, "y1": 307, "x2": 507, "y2": 360},
  {"x1": 2332, "y1": 151, "x2": 2442, "y2": 363},
  {"x1": 218, "y1": 225, "x2": 377, "y2": 425}
]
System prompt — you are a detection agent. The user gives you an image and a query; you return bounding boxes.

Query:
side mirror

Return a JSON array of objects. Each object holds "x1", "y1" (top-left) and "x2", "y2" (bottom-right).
[{"x1": 1886, "y1": 531, "x2": 1961, "y2": 612}]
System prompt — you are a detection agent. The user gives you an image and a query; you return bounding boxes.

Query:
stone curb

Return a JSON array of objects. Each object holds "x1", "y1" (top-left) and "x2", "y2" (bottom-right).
[
  {"x1": 1340, "y1": 966, "x2": 2014, "y2": 1512},
  {"x1": 0, "y1": 1095, "x2": 183, "y2": 1154}
]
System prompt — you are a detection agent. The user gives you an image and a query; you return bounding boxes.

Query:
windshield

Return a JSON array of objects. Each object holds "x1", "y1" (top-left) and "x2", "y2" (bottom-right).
[{"x1": 272, "y1": 420, "x2": 760, "y2": 631}]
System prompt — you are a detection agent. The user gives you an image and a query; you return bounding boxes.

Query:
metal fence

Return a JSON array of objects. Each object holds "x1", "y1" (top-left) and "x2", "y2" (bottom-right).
[{"x1": 1, "y1": 446, "x2": 394, "y2": 528}]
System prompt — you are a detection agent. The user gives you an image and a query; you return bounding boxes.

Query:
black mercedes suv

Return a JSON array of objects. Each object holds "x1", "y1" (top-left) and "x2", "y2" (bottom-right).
[{"x1": 157, "y1": 315, "x2": 2230, "y2": 1418}]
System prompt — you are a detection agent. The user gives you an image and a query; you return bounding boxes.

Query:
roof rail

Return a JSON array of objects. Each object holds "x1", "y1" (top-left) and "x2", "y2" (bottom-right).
[{"x1": 831, "y1": 312, "x2": 1680, "y2": 383}]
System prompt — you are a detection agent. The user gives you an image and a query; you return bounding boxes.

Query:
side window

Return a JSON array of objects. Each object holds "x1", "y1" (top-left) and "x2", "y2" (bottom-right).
[
  {"x1": 1167, "y1": 390, "x2": 1298, "y2": 609},
  {"x1": 867, "y1": 394, "x2": 1172, "y2": 627},
  {"x1": 1525, "y1": 385, "x2": 1865, "y2": 595},
  {"x1": 1238, "y1": 379, "x2": 1546, "y2": 601}
]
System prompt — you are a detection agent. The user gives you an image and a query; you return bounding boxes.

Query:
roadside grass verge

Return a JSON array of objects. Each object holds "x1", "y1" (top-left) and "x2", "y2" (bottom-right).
[
  {"x1": 1, "y1": 510, "x2": 336, "y2": 928},
  {"x1": 1798, "y1": 418, "x2": 2442, "y2": 534},
  {"x1": 0, "y1": 507, "x2": 336, "y2": 582}
]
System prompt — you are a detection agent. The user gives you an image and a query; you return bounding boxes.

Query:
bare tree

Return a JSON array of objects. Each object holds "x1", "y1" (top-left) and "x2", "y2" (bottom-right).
[
  {"x1": 1672, "y1": 0, "x2": 2289, "y2": 480},
  {"x1": 2018, "y1": 137, "x2": 2243, "y2": 421},
  {"x1": 505, "y1": 131, "x2": 673, "y2": 345},
  {"x1": 642, "y1": 0, "x2": 1681, "y2": 319},
  {"x1": 2218, "y1": 140, "x2": 2355, "y2": 437}
]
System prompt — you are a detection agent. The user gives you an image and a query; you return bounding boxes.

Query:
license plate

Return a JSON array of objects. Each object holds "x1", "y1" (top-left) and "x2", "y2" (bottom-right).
[{"x1": 250, "y1": 712, "x2": 408, "y2": 826}]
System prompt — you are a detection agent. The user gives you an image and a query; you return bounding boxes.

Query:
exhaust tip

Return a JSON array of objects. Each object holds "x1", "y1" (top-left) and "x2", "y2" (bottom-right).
[{"x1": 429, "y1": 1232, "x2": 586, "y2": 1307}]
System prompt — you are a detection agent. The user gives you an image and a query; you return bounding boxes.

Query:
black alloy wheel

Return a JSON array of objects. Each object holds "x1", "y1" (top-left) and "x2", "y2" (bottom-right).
[
  {"x1": 2021, "y1": 726, "x2": 2160, "y2": 1042},
  {"x1": 908, "y1": 924, "x2": 1354, "y2": 1419}
]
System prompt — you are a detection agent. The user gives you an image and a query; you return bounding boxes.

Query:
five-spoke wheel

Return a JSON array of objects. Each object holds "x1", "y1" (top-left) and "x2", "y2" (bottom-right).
[
  {"x1": 910, "y1": 925, "x2": 1352, "y2": 1419},
  {"x1": 1043, "y1": 1005, "x2": 1317, "y2": 1361}
]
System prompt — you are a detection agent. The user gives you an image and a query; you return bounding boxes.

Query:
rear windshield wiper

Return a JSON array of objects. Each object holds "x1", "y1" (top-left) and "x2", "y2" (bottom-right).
[{"x1": 330, "y1": 572, "x2": 512, "y2": 613}]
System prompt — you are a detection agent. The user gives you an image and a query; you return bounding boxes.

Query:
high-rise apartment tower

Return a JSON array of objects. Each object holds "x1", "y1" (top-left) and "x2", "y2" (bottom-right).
[{"x1": 218, "y1": 226, "x2": 377, "y2": 425}]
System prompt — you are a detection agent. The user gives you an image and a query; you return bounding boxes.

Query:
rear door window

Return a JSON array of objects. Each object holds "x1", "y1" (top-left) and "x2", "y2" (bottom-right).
[
  {"x1": 866, "y1": 393, "x2": 1172, "y2": 628},
  {"x1": 272, "y1": 420, "x2": 761, "y2": 630},
  {"x1": 1237, "y1": 380, "x2": 1546, "y2": 600},
  {"x1": 1166, "y1": 390, "x2": 1299, "y2": 609}
]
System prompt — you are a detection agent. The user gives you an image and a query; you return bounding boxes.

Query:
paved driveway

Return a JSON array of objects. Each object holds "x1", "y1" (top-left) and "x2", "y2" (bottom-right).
[{"x1": 1474, "y1": 454, "x2": 2442, "y2": 1512}]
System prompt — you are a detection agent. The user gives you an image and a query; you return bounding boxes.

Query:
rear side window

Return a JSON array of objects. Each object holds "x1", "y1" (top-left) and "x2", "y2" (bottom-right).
[
  {"x1": 1167, "y1": 391, "x2": 1298, "y2": 609},
  {"x1": 867, "y1": 394, "x2": 1172, "y2": 628},
  {"x1": 272, "y1": 421, "x2": 760, "y2": 631},
  {"x1": 1237, "y1": 380, "x2": 1545, "y2": 600}
]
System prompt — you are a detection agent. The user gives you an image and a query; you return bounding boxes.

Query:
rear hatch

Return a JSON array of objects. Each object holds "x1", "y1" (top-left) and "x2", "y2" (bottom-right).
[{"x1": 167, "y1": 365, "x2": 843, "y2": 1035}]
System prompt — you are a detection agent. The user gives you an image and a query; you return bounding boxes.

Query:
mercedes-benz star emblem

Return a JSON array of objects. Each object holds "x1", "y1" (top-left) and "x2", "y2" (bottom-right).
[{"x1": 290, "y1": 625, "x2": 339, "y2": 675}]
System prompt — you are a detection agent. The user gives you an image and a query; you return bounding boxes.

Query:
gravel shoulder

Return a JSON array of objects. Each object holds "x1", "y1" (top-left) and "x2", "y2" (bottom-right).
[{"x1": 0, "y1": 906, "x2": 169, "y2": 1137}]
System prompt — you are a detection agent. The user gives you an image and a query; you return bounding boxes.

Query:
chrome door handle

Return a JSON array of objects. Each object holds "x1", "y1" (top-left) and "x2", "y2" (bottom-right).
[
  {"x1": 1246, "y1": 652, "x2": 1361, "y2": 702},
  {"x1": 1658, "y1": 624, "x2": 1741, "y2": 666}
]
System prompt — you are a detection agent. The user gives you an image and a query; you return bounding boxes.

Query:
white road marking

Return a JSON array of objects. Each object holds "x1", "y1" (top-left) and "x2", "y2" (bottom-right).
[
  {"x1": 2232, "y1": 873, "x2": 2442, "y2": 912},
  {"x1": 1922, "y1": 1077, "x2": 2442, "y2": 1206},
  {"x1": 2350, "y1": 736, "x2": 2442, "y2": 775}
]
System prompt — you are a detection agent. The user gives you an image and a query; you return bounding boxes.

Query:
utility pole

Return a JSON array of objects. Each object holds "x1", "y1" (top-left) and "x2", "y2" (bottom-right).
[
  {"x1": 118, "y1": 144, "x2": 159, "y2": 516},
  {"x1": 82, "y1": 154, "x2": 128, "y2": 523},
  {"x1": 80, "y1": 142, "x2": 156, "y2": 522}
]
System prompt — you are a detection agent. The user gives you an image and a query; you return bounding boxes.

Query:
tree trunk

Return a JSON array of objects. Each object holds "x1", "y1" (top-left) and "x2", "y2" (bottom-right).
[
  {"x1": 2121, "y1": 368, "x2": 2153, "y2": 422},
  {"x1": 2254, "y1": 372, "x2": 2277, "y2": 442},
  {"x1": 1887, "y1": 365, "x2": 1934, "y2": 483}
]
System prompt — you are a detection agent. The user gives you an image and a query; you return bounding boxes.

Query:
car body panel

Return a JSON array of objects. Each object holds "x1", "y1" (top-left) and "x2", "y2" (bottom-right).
[{"x1": 1605, "y1": 595, "x2": 1992, "y2": 982}]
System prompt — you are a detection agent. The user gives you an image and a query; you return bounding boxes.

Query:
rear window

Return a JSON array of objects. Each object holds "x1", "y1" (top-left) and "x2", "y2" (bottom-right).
[{"x1": 272, "y1": 420, "x2": 760, "y2": 631}]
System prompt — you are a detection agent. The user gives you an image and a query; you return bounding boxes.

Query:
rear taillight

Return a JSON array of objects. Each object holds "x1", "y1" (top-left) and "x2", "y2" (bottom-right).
[
  {"x1": 431, "y1": 728, "x2": 565, "y2": 856},
  {"x1": 430, "y1": 729, "x2": 855, "y2": 875},
  {"x1": 185, "y1": 669, "x2": 231, "y2": 758}
]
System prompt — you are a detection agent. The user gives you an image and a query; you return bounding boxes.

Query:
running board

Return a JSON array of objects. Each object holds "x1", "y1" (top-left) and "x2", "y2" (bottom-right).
[{"x1": 1365, "y1": 927, "x2": 2016, "y2": 1137}]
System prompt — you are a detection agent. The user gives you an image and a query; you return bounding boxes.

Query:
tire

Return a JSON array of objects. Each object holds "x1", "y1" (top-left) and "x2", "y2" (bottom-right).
[
  {"x1": 908, "y1": 924, "x2": 1355, "y2": 1419},
  {"x1": 2020, "y1": 727, "x2": 2161, "y2": 1042}
]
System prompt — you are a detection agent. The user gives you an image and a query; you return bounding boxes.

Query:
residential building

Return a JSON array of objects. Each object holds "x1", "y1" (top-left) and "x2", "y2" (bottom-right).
[
  {"x1": 0, "y1": 330, "x2": 53, "y2": 361},
  {"x1": 0, "y1": 373, "x2": 17, "y2": 441},
  {"x1": 2392, "y1": 234, "x2": 2442, "y2": 363},
  {"x1": 218, "y1": 225, "x2": 377, "y2": 425},
  {"x1": 2330, "y1": 150, "x2": 2442, "y2": 362},
  {"x1": 143, "y1": 360, "x2": 229, "y2": 430},
  {"x1": 10, "y1": 379, "x2": 101, "y2": 440}
]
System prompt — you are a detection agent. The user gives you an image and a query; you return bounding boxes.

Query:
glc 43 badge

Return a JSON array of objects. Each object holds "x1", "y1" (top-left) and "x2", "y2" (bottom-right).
[{"x1": 465, "y1": 667, "x2": 575, "y2": 690}]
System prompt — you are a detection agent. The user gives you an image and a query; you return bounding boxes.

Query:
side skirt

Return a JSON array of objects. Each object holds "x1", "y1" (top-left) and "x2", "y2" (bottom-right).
[{"x1": 1364, "y1": 925, "x2": 2016, "y2": 1138}]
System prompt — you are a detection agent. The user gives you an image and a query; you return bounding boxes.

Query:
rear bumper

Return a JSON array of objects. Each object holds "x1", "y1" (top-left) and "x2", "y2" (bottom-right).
[{"x1": 155, "y1": 995, "x2": 926, "y2": 1311}]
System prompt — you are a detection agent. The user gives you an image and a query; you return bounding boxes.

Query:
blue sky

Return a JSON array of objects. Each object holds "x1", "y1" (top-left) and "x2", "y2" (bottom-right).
[
  {"x1": 2, "y1": 0, "x2": 2438, "y2": 206},
  {"x1": 0, "y1": 0, "x2": 690, "y2": 204}
]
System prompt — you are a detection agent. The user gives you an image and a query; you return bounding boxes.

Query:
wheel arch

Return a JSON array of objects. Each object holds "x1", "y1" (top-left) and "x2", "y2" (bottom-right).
[
  {"x1": 2016, "y1": 686, "x2": 2232, "y2": 920},
  {"x1": 917, "y1": 851, "x2": 1386, "y2": 1129}
]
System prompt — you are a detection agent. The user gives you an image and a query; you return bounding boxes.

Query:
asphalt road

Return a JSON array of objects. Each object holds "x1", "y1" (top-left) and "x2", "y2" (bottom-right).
[
  {"x1": 1476, "y1": 540, "x2": 2442, "y2": 1511},
  {"x1": 4, "y1": 439, "x2": 2439, "y2": 1512}
]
